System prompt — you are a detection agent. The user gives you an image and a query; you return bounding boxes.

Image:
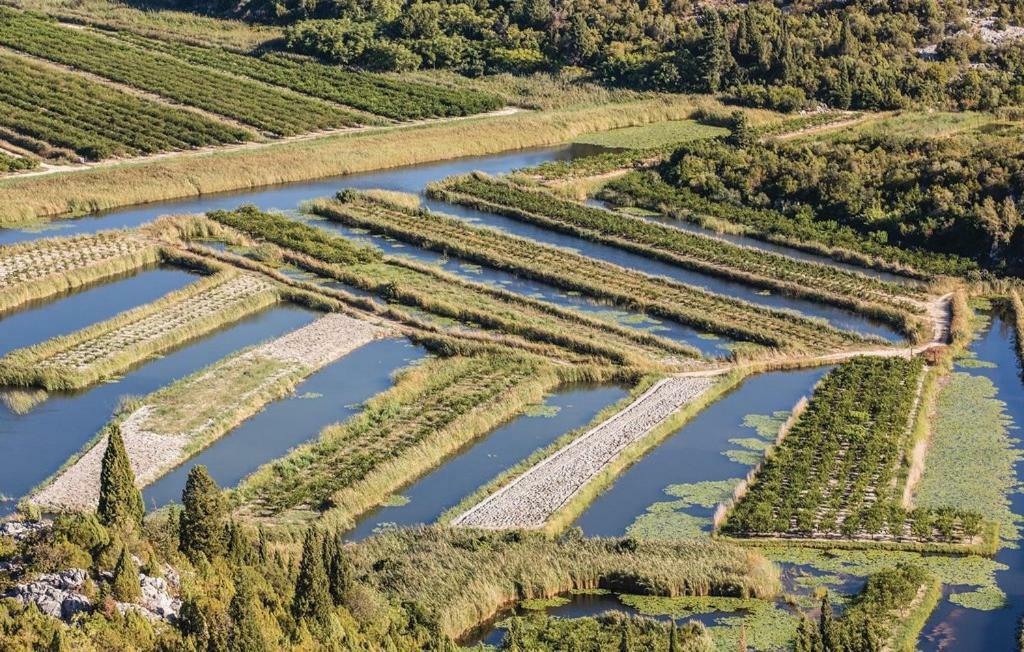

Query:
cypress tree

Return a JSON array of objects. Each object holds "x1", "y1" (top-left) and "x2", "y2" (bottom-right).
[
  {"x1": 697, "y1": 8, "x2": 729, "y2": 92},
  {"x1": 111, "y1": 547, "x2": 141, "y2": 602},
  {"x1": 819, "y1": 594, "x2": 840, "y2": 652},
  {"x1": 97, "y1": 425, "x2": 144, "y2": 530},
  {"x1": 179, "y1": 465, "x2": 227, "y2": 562},
  {"x1": 795, "y1": 614, "x2": 824, "y2": 652},
  {"x1": 229, "y1": 573, "x2": 268, "y2": 652},
  {"x1": 291, "y1": 529, "x2": 333, "y2": 634},
  {"x1": 668, "y1": 622, "x2": 678, "y2": 652},
  {"x1": 618, "y1": 621, "x2": 630, "y2": 652},
  {"x1": 323, "y1": 533, "x2": 353, "y2": 606}
]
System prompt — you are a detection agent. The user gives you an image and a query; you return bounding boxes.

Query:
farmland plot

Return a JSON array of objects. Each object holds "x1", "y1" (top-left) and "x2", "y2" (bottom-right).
[
  {"x1": 429, "y1": 174, "x2": 930, "y2": 338},
  {"x1": 31, "y1": 313, "x2": 388, "y2": 511},
  {"x1": 316, "y1": 193, "x2": 877, "y2": 355},
  {"x1": 0, "y1": 51, "x2": 250, "y2": 161},
  {"x1": 0, "y1": 230, "x2": 159, "y2": 313},
  {"x1": 0, "y1": 270, "x2": 280, "y2": 389},
  {"x1": 719, "y1": 357, "x2": 989, "y2": 549},
  {"x1": 0, "y1": 9, "x2": 363, "y2": 135}
]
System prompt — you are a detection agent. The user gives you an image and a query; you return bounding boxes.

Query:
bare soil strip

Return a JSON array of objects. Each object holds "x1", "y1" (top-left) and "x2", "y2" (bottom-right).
[
  {"x1": 31, "y1": 313, "x2": 390, "y2": 511},
  {"x1": 0, "y1": 230, "x2": 158, "y2": 313},
  {"x1": 452, "y1": 376, "x2": 716, "y2": 529}
]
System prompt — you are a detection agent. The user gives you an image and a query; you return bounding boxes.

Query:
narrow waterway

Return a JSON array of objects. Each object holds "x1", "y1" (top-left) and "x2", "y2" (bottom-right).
[
  {"x1": 0, "y1": 306, "x2": 317, "y2": 516},
  {"x1": 0, "y1": 266, "x2": 198, "y2": 357},
  {"x1": 345, "y1": 384, "x2": 627, "y2": 541},
  {"x1": 428, "y1": 199, "x2": 903, "y2": 342},
  {"x1": 918, "y1": 309, "x2": 1024, "y2": 652},
  {"x1": 572, "y1": 367, "x2": 830, "y2": 537},
  {"x1": 143, "y1": 338, "x2": 426, "y2": 508},
  {"x1": 301, "y1": 214, "x2": 732, "y2": 356}
]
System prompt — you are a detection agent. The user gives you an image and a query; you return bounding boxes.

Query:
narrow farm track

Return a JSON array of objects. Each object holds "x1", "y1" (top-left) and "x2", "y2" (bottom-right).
[
  {"x1": 31, "y1": 313, "x2": 389, "y2": 512},
  {"x1": 452, "y1": 376, "x2": 716, "y2": 529}
]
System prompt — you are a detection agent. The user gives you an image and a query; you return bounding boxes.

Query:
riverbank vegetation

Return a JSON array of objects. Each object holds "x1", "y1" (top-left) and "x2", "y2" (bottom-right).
[
  {"x1": 720, "y1": 357, "x2": 991, "y2": 551},
  {"x1": 0, "y1": 269, "x2": 280, "y2": 390},
  {"x1": 313, "y1": 192, "x2": 877, "y2": 354},
  {"x1": 208, "y1": 206, "x2": 694, "y2": 367},
  {"x1": 0, "y1": 230, "x2": 160, "y2": 314},
  {"x1": 429, "y1": 173, "x2": 929, "y2": 340},
  {"x1": 495, "y1": 612, "x2": 712, "y2": 651}
]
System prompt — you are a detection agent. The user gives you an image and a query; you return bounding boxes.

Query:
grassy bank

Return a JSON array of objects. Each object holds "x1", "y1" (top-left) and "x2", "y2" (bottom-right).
[
  {"x1": 0, "y1": 230, "x2": 160, "y2": 314},
  {"x1": 429, "y1": 173, "x2": 929, "y2": 341},
  {"x1": 350, "y1": 527, "x2": 780, "y2": 640},
  {"x1": 0, "y1": 97, "x2": 701, "y2": 224},
  {"x1": 0, "y1": 269, "x2": 280, "y2": 390},
  {"x1": 233, "y1": 354, "x2": 572, "y2": 528}
]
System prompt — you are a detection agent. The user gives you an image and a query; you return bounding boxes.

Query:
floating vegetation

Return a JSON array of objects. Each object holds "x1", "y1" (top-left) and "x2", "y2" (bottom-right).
[{"x1": 627, "y1": 479, "x2": 742, "y2": 541}]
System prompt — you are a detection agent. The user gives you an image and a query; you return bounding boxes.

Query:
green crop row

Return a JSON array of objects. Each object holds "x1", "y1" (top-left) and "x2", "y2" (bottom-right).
[
  {"x1": 428, "y1": 174, "x2": 928, "y2": 339},
  {"x1": 0, "y1": 9, "x2": 363, "y2": 135},
  {"x1": 0, "y1": 51, "x2": 249, "y2": 161},
  {"x1": 721, "y1": 357, "x2": 986, "y2": 547},
  {"x1": 316, "y1": 192, "x2": 873, "y2": 355},
  {"x1": 118, "y1": 32, "x2": 503, "y2": 121},
  {"x1": 0, "y1": 150, "x2": 37, "y2": 173}
]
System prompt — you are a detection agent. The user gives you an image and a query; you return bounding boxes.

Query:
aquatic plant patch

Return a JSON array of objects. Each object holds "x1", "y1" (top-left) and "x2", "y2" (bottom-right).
[
  {"x1": 720, "y1": 357, "x2": 988, "y2": 549},
  {"x1": 0, "y1": 270, "x2": 280, "y2": 390},
  {"x1": 31, "y1": 313, "x2": 387, "y2": 511}
]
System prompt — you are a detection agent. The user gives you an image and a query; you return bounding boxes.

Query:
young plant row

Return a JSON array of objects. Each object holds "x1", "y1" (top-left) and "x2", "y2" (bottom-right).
[
  {"x1": 428, "y1": 174, "x2": 928, "y2": 338},
  {"x1": 0, "y1": 51, "x2": 250, "y2": 161},
  {"x1": 233, "y1": 354, "x2": 555, "y2": 523},
  {"x1": 316, "y1": 192, "x2": 872, "y2": 355},
  {"x1": 721, "y1": 356, "x2": 987, "y2": 548},
  {"x1": 0, "y1": 150, "x2": 37, "y2": 173},
  {"x1": 207, "y1": 207, "x2": 692, "y2": 367},
  {"x1": 523, "y1": 147, "x2": 669, "y2": 181},
  {"x1": 0, "y1": 269, "x2": 280, "y2": 390},
  {"x1": 118, "y1": 32, "x2": 503, "y2": 121},
  {"x1": 0, "y1": 9, "x2": 362, "y2": 136}
]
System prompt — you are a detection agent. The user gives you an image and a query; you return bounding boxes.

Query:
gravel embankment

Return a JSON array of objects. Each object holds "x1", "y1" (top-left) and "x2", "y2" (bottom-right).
[
  {"x1": 31, "y1": 313, "x2": 387, "y2": 511},
  {"x1": 452, "y1": 376, "x2": 715, "y2": 529}
]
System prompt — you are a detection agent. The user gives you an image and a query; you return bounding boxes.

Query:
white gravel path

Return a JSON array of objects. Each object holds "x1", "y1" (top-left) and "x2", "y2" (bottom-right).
[
  {"x1": 31, "y1": 313, "x2": 387, "y2": 511},
  {"x1": 452, "y1": 375, "x2": 716, "y2": 529}
]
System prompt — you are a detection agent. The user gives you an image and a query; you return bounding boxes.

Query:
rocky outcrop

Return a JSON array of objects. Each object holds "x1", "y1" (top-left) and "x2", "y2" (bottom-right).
[{"x1": 6, "y1": 568, "x2": 91, "y2": 621}]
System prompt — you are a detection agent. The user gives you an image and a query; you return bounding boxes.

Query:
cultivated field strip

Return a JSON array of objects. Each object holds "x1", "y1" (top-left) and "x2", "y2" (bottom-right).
[
  {"x1": 0, "y1": 9, "x2": 363, "y2": 135},
  {"x1": 317, "y1": 194, "x2": 874, "y2": 354},
  {"x1": 234, "y1": 354, "x2": 556, "y2": 523},
  {"x1": 117, "y1": 32, "x2": 503, "y2": 121},
  {"x1": 208, "y1": 207, "x2": 697, "y2": 367},
  {"x1": 452, "y1": 375, "x2": 716, "y2": 529},
  {"x1": 719, "y1": 357, "x2": 986, "y2": 548},
  {"x1": 31, "y1": 313, "x2": 388, "y2": 511},
  {"x1": 0, "y1": 51, "x2": 250, "y2": 161},
  {"x1": 429, "y1": 175, "x2": 929, "y2": 333},
  {"x1": 0, "y1": 270, "x2": 280, "y2": 389},
  {"x1": 0, "y1": 230, "x2": 159, "y2": 313}
]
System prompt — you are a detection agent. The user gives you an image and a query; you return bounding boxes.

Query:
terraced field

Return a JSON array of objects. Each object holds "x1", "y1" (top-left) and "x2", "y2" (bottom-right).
[
  {"x1": 31, "y1": 313, "x2": 386, "y2": 511},
  {"x1": 429, "y1": 174, "x2": 930, "y2": 339},
  {"x1": 0, "y1": 230, "x2": 159, "y2": 313},
  {"x1": 0, "y1": 270, "x2": 280, "y2": 389},
  {"x1": 453, "y1": 375, "x2": 716, "y2": 530},
  {"x1": 315, "y1": 193, "x2": 878, "y2": 355}
]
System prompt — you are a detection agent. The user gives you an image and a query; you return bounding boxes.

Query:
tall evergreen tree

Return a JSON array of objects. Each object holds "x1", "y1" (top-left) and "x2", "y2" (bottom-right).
[
  {"x1": 111, "y1": 546, "x2": 141, "y2": 602},
  {"x1": 179, "y1": 465, "x2": 227, "y2": 562},
  {"x1": 795, "y1": 614, "x2": 824, "y2": 652},
  {"x1": 229, "y1": 572, "x2": 269, "y2": 652},
  {"x1": 291, "y1": 529, "x2": 333, "y2": 634},
  {"x1": 97, "y1": 425, "x2": 144, "y2": 530},
  {"x1": 819, "y1": 594, "x2": 840, "y2": 652},
  {"x1": 668, "y1": 622, "x2": 678, "y2": 652},
  {"x1": 618, "y1": 621, "x2": 630, "y2": 652},
  {"x1": 696, "y1": 7, "x2": 728, "y2": 92},
  {"x1": 323, "y1": 533, "x2": 353, "y2": 606}
]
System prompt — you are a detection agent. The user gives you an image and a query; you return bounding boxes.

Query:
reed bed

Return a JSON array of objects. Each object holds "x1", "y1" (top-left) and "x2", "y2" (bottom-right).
[
  {"x1": 233, "y1": 354, "x2": 560, "y2": 525},
  {"x1": 1011, "y1": 289, "x2": 1024, "y2": 368},
  {"x1": 0, "y1": 269, "x2": 280, "y2": 390},
  {"x1": 0, "y1": 96, "x2": 699, "y2": 224},
  {"x1": 316, "y1": 192, "x2": 877, "y2": 354},
  {"x1": 429, "y1": 173, "x2": 929, "y2": 339},
  {"x1": 208, "y1": 207, "x2": 694, "y2": 368},
  {"x1": 31, "y1": 313, "x2": 387, "y2": 511},
  {"x1": 350, "y1": 526, "x2": 780, "y2": 640},
  {"x1": 0, "y1": 230, "x2": 159, "y2": 313}
]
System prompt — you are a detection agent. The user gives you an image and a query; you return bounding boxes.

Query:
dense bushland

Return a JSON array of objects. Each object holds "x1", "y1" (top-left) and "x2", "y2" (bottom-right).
[
  {"x1": 0, "y1": 51, "x2": 249, "y2": 161},
  {"x1": 156, "y1": 0, "x2": 1024, "y2": 111},
  {"x1": 647, "y1": 135, "x2": 1024, "y2": 275},
  {"x1": 496, "y1": 612, "x2": 712, "y2": 651},
  {"x1": 119, "y1": 31, "x2": 503, "y2": 120},
  {"x1": 0, "y1": 151, "x2": 38, "y2": 173},
  {"x1": 722, "y1": 357, "x2": 986, "y2": 546},
  {"x1": 0, "y1": 9, "x2": 362, "y2": 135}
]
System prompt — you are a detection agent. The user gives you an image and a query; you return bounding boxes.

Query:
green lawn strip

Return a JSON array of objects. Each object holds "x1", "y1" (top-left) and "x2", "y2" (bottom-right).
[{"x1": 572, "y1": 119, "x2": 728, "y2": 149}]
